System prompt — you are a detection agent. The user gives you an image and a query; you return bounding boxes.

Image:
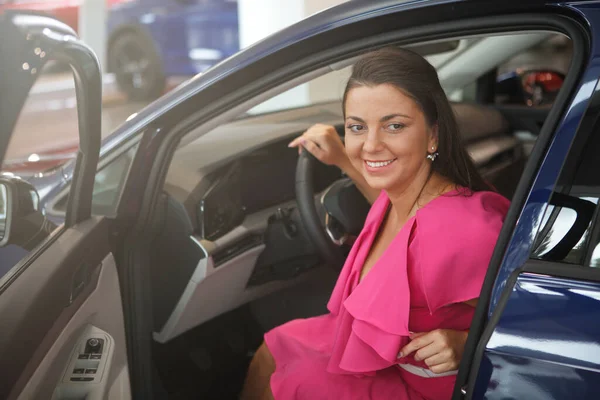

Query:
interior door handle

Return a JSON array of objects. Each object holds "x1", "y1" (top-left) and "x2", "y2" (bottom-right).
[{"x1": 70, "y1": 262, "x2": 92, "y2": 305}]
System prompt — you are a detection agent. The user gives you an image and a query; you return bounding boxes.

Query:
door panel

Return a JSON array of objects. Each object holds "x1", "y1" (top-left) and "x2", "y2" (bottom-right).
[
  {"x1": 471, "y1": 264, "x2": 600, "y2": 399},
  {"x1": 0, "y1": 217, "x2": 126, "y2": 399},
  {"x1": 15, "y1": 253, "x2": 130, "y2": 400},
  {"x1": 0, "y1": 12, "x2": 129, "y2": 399}
]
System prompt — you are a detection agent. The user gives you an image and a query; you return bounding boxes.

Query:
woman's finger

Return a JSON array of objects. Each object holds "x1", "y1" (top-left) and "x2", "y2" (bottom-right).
[
  {"x1": 399, "y1": 332, "x2": 435, "y2": 358},
  {"x1": 422, "y1": 349, "x2": 452, "y2": 367},
  {"x1": 414, "y1": 342, "x2": 443, "y2": 362},
  {"x1": 302, "y1": 139, "x2": 324, "y2": 158},
  {"x1": 429, "y1": 362, "x2": 458, "y2": 375},
  {"x1": 288, "y1": 136, "x2": 304, "y2": 148},
  {"x1": 301, "y1": 132, "x2": 326, "y2": 150}
]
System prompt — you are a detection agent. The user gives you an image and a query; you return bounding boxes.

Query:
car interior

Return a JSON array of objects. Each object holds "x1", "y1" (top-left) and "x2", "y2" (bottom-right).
[{"x1": 38, "y1": 30, "x2": 574, "y2": 399}]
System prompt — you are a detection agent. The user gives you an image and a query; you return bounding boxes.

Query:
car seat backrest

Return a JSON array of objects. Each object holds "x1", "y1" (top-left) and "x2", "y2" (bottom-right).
[
  {"x1": 451, "y1": 102, "x2": 511, "y2": 144},
  {"x1": 450, "y1": 102, "x2": 524, "y2": 199}
]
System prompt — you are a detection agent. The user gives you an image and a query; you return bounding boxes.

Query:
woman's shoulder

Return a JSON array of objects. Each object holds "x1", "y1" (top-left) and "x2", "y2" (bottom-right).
[
  {"x1": 423, "y1": 189, "x2": 509, "y2": 226},
  {"x1": 415, "y1": 189, "x2": 509, "y2": 248}
]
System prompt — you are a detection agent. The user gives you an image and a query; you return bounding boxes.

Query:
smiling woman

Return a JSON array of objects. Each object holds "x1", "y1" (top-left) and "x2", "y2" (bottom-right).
[
  {"x1": 245, "y1": 48, "x2": 510, "y2": 400},
  {"x1": 341, "y1": 48, "x2": 490, "y2": 200}
]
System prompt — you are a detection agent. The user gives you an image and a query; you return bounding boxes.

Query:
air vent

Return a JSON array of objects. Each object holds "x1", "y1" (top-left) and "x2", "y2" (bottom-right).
[{"x1": 213, "y1": 234, "x2": 263, "y2": 267}]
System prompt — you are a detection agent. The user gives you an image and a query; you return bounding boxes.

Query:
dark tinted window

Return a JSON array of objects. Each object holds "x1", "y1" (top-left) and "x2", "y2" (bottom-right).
[{"x1": 531, "y1": 117, "x2": 600, "y2": 266}]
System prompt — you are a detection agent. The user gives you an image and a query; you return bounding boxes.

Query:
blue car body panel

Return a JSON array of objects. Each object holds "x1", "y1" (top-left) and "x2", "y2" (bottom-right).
[
  {"x1": 107, "y1": 0, "x2": 239, "y2": 77},
  {"x1": 474, "y1": 273, "x2": 600, "y2": 399}
]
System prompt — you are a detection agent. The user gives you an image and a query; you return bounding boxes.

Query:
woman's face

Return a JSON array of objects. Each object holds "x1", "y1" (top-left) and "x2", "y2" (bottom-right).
[{"x1": 344, "y1": 84, "x2": 437, "y2": 193}]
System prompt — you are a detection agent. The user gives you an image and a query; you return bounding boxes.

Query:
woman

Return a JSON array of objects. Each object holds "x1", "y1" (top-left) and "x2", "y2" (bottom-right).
[{"x1": 241, "y1": 47, "x2": 510, "y2": 400}]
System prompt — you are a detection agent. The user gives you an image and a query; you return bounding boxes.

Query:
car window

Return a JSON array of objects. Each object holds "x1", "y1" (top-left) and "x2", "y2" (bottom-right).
[
  {"x1": 244, "y1": 40, "x2": 464, "y2": 116},
  {"x1": 51, "y1": 143, "x2": 139, "y2": 216},
  {"x1": 531, "y1": 115, "x2": 600, "y2": 266},
  {"x1": 0, "y1": 62, "x2": 80, "y2": 283},
  {"x1": 245, "y1": 33, "x2": 572, "y2": 116},
  {"x1": 458, "y1": 34, "x2": 571, "y2": 106}
]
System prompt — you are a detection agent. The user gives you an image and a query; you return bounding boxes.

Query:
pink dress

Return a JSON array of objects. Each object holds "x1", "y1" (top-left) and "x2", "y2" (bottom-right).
[{"x1": 264, "y1": 189, "x2": 509, "y2": 400}]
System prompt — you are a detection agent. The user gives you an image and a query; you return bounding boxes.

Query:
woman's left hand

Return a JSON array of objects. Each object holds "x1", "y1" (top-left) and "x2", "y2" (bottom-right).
[{"x1": 398, "y1": 329, "x2": 469, "y2": 374}]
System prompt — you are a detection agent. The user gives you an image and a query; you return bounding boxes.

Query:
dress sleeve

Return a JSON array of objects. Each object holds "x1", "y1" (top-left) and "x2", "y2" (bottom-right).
[{"x1": 414, "y1": 191, "x2": 510, "y2": 313}]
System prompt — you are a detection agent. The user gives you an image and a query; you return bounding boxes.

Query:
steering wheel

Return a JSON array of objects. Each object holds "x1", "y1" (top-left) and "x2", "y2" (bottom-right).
[{"x1": 295, "y1": 150, "x2": 370, "y2": 268}]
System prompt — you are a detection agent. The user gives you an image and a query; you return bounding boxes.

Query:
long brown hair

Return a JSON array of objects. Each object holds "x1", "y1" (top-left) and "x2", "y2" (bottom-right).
[{"x1": 342, "y1": 47, "x2": 491, "y2": 193}]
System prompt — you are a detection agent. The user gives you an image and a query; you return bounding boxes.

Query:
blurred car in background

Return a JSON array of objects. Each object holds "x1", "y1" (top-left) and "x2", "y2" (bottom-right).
[
  {"x1": 1, "y1": 0, "x2": 240, "y2": 100},
  {"x1": 107, "y1": 0, "x2": 240, "y2": 100},
  {"x1": 496, "y1": 69, "x2": 565, "y2": 106},
  {"x1": 0, "y1": 0, "x2": 127, "y2": 32}
]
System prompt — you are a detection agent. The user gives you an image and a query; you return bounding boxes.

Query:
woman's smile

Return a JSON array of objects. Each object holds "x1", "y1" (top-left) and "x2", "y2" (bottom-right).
[{"x1": 364, "y1": 158, "x2": 397, "y2": 173}]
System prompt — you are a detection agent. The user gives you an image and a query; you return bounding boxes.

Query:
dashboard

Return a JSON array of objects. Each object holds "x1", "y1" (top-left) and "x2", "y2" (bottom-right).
[{"x1": 197, "y1": 138, "x2": 341, "y2": 240}]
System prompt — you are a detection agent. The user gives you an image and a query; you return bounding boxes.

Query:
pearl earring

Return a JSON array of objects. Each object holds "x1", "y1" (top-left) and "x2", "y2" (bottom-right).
[{"x1": 427, "y1": 150, "x2": 439, "y2": 161}]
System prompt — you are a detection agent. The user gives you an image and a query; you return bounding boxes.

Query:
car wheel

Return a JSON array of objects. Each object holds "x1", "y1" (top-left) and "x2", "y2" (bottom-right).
[{"x1": 108, "y1": 30, "x2": 166, "y2": 101}]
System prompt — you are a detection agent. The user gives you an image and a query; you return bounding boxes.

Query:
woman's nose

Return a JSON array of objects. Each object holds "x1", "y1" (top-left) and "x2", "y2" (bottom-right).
[{"x1": 362, "y1": 131, "x2": 384, "y2": 153}]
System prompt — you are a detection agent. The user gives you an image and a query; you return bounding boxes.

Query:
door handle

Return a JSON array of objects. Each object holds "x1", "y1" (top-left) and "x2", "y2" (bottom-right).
[{"x1": 69, "y1": 262, "x2": 91, "y2": 305}]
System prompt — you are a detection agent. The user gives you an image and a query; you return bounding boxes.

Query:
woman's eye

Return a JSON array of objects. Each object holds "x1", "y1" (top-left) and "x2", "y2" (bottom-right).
[
  {"x1": 387, "y1": 123, "x2": 405, "y2": 131},
  {"x1": 347, "y1": 124, "x2": 364, "y2": 133}
]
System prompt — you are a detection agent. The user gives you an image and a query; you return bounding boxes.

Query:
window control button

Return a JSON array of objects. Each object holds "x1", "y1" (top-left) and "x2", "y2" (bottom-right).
[
  {"x1": 73, "y1": 368, "x2": 85, "y2": 374},
  {"x1": 85, "y1": 369, "x2": 97, "y2": 374},
  {"x1": 77, "y1": 354, "x2": 90, "y2": 359},
  {"x1": 90, "y1": 354, "x2": 102, "y2": 360},
  {"x1": 70, "y1": 377, "x2": 93, "y2": 382},
  {"x1": 85, "y1": 338, "x2": 104, "y2": 354}
]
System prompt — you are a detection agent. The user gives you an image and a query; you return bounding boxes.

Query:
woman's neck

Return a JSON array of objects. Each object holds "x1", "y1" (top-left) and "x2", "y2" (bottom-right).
[{"x1": 386, "y1": 170, "x2": 453, "y2": 227}]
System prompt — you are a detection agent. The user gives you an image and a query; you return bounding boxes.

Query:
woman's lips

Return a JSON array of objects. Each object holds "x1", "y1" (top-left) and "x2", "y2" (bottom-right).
[{"x1": 364, "y1": 158, "x2": 397, "y2": 173}]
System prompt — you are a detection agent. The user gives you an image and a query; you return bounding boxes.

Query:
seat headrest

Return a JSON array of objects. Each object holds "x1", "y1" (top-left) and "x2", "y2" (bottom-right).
[{"x1": 450, "y1": 102, "x2": 510, "y2": 143}]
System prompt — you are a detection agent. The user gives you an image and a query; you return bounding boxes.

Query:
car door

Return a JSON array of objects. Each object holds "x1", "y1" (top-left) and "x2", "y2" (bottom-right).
[
  {"x1": 455, "y1": 3, "x2": 600, "y2": 399},
  {"x1": 0, "y1": 11, "x2": 130, "y2": 400}
]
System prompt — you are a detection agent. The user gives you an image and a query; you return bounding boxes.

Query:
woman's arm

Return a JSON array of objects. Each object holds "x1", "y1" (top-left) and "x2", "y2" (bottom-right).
[{"x1": 289, "y1": 124, "x2": 380, "y2": 204}]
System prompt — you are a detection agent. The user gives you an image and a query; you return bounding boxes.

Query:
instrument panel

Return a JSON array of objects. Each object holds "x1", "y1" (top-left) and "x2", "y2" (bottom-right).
[
  {"x1": 197, "y1": 162, "x2": 244, "y2": 241},
  {"x1": 197, "y1": 139, "x2": 342, "y2": 240}
]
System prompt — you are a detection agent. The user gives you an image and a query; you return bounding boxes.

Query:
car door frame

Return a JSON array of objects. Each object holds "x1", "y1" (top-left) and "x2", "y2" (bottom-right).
[
  {"x1": 459, "y1": 4, "x2": 600, "y2": 394},
  {"x1": 0, "y1": 11, "x2": 125, "y2": 399},
  {"x1": 99, "y1": 1, "x2": 595, "y2": 398}
]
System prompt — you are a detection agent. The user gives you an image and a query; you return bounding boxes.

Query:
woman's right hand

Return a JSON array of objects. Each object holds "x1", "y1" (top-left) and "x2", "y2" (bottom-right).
[
  {"x1": 289, "y1": 124, "x2": 380, "y2": 204},
  {"x1": 288, "y1": 124, "x2": 350, "y2": 170}
]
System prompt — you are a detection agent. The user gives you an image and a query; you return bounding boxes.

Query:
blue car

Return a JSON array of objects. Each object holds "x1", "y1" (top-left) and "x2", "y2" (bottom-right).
[
  {"x1": 107, "y1": 0, "x2": 239, "y2": 100},
  {"x1": 1, "y1": 1, "x2": 600, "y2": 399}
]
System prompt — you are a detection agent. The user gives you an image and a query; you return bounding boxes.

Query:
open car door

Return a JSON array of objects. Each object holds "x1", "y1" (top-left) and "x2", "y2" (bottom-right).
[{"x1": 0, "y1": 12, "x2": 130, "y2": 400}]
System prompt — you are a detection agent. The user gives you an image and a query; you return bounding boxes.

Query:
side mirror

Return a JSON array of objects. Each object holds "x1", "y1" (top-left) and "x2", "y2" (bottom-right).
[{"x1": 0, "y1": 175, "x2": 55, "y2": 250}]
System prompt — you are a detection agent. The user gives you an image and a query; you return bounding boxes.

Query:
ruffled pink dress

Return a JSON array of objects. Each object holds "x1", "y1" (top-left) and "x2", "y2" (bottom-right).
[{"x1": 264, "y1": 189, "x2": 510, "y2": 400}]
